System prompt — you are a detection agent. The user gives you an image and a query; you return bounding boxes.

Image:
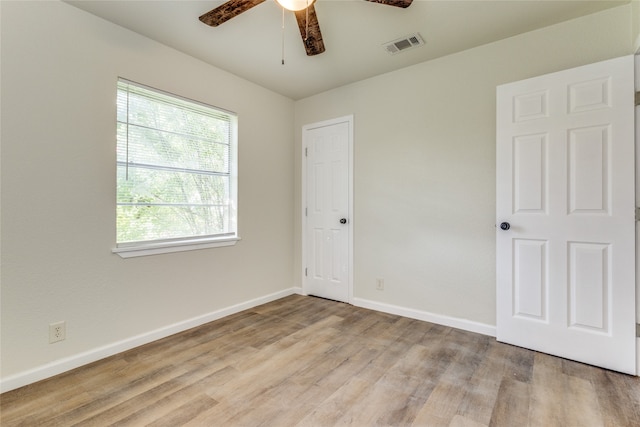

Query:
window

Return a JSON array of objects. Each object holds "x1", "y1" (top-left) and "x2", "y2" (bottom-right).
[{"x1": 113, "y1": 78, "x2": 238, "y2": 257}]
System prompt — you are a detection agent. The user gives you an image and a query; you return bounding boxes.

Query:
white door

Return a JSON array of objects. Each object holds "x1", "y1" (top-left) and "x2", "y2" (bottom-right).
[
  {"x1": 496, "y1": 56, "x2": 636, "y2": 374},
  {"x1": 303, "y1": 116, "x2": 353, "y2": 303}
]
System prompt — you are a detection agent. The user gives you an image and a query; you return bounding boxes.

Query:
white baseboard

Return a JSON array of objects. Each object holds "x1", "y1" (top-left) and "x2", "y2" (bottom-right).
[
  {"x1": 352, "y1": 297, "x2": 497, "y2": 337},
  {"x1": 0, "y1": 288, "x2": 300, "y2": 393},
  {"x1": 4, "y1": 290, "x2": 630, "y2": 392}
]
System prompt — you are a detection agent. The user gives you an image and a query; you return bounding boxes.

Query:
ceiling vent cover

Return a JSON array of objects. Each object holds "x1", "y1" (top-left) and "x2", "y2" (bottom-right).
[{"x1": 383, "y1": 33, "x2": 425, "y2": 55}]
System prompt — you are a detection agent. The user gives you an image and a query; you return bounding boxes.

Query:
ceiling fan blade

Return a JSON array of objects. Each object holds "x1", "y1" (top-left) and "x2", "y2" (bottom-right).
[
  {"x1": 199, "y1": 0, "x2": 266, "y2": 26},
  {"x1": 294, "y1": 4, "x2": 325, "y2": 56},
  {"x1": 364, "y1": 0, "x2": 413, "y2": 8}
]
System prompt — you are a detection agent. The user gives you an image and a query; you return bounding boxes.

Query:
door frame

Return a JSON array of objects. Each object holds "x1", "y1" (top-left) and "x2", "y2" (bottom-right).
[
  {"x1": 301, "y1": 115, "x2": 354, "y2": 303},
  {"x1": 635, "y1": 53, "x2": 640, "y2": 375}
]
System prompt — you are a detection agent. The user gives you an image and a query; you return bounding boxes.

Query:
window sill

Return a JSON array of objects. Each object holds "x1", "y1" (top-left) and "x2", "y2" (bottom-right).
[{"x1": 112, "y1": 236, "x2": 240, "y2": 259}]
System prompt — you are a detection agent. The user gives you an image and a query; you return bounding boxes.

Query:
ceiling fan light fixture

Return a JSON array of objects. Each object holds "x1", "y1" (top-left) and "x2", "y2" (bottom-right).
[{"x1": 275, "y1": 0, "x2": 315, "y2": 12}]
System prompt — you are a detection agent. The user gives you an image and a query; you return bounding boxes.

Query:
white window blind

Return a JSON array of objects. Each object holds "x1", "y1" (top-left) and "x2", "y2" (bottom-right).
[{"x1": 116, "y1": 78, "x2": 237, "y2": 247}]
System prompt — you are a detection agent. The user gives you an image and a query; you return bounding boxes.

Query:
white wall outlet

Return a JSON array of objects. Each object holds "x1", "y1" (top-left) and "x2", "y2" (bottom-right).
[
  {"x1": 49, "y1": 321, "x2": 66, "y2": 343},
  {"x1": 376, "y1": 278, "x2": 384, "y2": 291}
]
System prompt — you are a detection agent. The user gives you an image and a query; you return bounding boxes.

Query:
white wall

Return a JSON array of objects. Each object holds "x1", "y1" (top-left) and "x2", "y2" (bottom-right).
[
  {"x1": 294, "y1": 5, "x2": 635, "y2": 328},
  {"x1": 0, "y1": 1, "x2": 295, "y2": 390}
]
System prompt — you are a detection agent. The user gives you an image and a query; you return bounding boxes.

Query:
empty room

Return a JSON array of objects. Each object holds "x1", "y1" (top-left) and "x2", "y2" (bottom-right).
[{"x1": 2, "y1": 0, "x2": 640, "y2": 425}]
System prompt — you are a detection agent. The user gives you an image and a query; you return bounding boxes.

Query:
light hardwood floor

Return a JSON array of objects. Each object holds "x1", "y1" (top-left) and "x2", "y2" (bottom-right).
[{"x1": 2, "y1": 294, "x2": 639, "y2": 426}]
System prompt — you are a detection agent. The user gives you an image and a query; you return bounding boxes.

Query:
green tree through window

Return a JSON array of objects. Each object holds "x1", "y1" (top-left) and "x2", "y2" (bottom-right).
[{"x1": 116, "y1": 79, "x2": 237, "y2": 245}]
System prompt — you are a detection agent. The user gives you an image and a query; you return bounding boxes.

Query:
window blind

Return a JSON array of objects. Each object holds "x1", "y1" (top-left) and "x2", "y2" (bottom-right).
[{"x1": 116, "y1": 78, "x2": 237, "y2": 245}]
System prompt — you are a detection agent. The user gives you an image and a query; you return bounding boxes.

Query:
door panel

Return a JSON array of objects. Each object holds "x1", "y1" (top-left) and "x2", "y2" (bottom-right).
[
  {"x1": 513, "y1": 238, "x2": 547, "y2": 321},
  {"x1": 496, "y1": 55, "x2": 635, "y2": 374},
  {"x1": 513, "y1": 133, "x2": 547, "y2": 213},
  {"x1": 304, "y1": 118, "x2": 352, "y2": 302},
  {"x1": 568, "y1": 125, "x2": 610, "y2": 213},
  {"x1": 568, "y1": 242, "x2": 609, "y2": 332}
]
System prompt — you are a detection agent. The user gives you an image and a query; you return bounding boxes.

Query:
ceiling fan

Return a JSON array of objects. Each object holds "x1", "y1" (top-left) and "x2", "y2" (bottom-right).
[{"x1": 199, "y1": 0, "x2": 413, "y2": 56}]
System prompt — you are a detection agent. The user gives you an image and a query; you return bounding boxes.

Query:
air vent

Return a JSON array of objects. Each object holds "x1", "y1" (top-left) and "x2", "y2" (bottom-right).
[{"x1": 383, "y1": 33, "x2": 425, "y2": 55}]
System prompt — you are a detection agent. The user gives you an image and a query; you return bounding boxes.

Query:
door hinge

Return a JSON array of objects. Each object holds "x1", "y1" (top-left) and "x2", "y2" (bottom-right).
[
  {"x1": 635, "y1": 91, "x2": 640, "y2": 107},
  {"x1": 305, "y1": 147, "x2": 308, "y2": 157},
  {"x1": 305, "y1": 268, "x2": 308, "y2": 277},
  {"x1": 637, "y1": 323, "x2": 640, "y2": 338},
  {"x1": 305, "y1": 207, "x2": 307, "y2": 216},
  {"x1": 636, "y1": 207, "x2": 640, "y2": 221}
]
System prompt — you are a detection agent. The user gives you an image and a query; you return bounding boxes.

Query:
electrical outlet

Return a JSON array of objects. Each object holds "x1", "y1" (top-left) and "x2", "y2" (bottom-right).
[
  {"x1": 376, "y1": 278, "x2": 384, "y2": 291},
  {"x1": 49, "y1": 321, "x2": 66, "y2": 343}
]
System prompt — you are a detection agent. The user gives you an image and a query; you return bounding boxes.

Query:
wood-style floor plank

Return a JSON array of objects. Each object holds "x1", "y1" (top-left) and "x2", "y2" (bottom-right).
[{"x1": 1, "y1": 294, "x2": 639, "y2": 426}]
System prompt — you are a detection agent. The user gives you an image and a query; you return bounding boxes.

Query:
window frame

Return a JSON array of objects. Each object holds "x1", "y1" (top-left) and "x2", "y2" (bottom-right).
[{"x1": 112, "y1": 78, "x2": 239, "y2": 258}]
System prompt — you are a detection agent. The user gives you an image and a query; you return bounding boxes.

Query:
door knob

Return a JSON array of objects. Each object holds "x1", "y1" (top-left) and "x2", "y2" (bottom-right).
[
  {"x1": 340, "y1": 218, "x2": 348, "y2": 224},
  {"x1": 500, "y1": 222, "x2": 510, "y2": 230}
]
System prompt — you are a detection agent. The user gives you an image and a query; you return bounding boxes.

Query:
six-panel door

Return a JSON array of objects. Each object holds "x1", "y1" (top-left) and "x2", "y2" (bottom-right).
[
  {"x1": 305, "y1": 120, "x2": 350, "y2": 302},
  {"x1": 496, "y1": 56, "x2": 636, "y2": 374}
]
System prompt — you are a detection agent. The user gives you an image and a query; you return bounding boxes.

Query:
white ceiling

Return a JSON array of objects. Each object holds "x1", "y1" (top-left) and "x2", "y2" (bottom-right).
[{"x1": 65, "y1": 0, "x2": 628, "y2": 100}]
